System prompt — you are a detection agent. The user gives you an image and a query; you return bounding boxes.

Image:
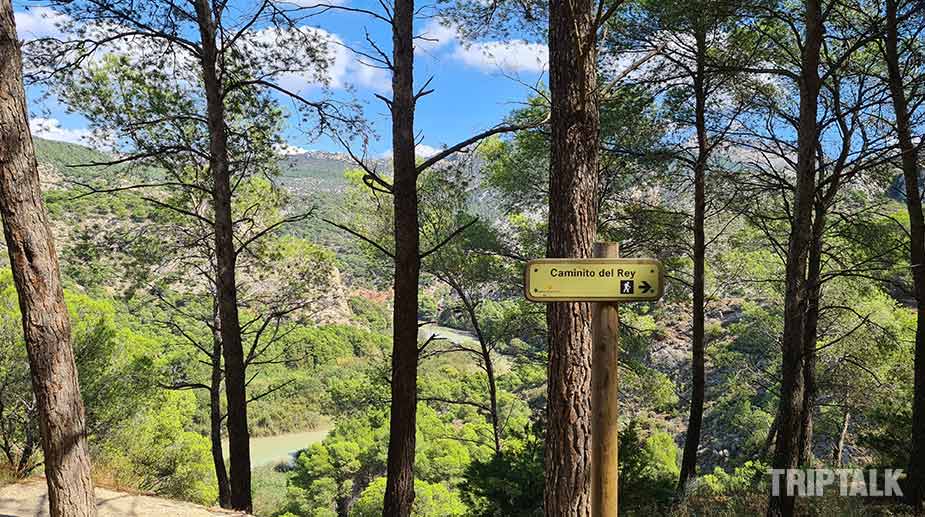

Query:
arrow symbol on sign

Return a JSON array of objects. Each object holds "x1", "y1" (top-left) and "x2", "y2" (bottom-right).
[{"x1": 640, "y1": 281, "x2": 652, "y2": 294}]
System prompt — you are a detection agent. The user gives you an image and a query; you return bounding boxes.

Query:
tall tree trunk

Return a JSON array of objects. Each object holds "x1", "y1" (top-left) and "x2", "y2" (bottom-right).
[
  {"x1": 768, "y1": 2, "x2": 823, "y2": 516},
  {"x1": 210, "y1": 304, "x2": 231, "y2": 509},
  {"x1": 458, "y1": 282, "x2": 502, "y2": 455},
  {"x1": 16, "y1": 409, "x2": 36, "y2": 477},
  {"x1": 798, "y1": 206, "x2": 825, "y2": 467},
  {"x1": 545, "y1": 1, "x2": 600, "y2": 514},
  {"x1": 193, "y1": 1, "x2": 251, "y2": 511},
  {"x1": 761, "y1": 411, "x2": 779, "y2": 460},
  {"x1": 833, "y1": 408, "x2": 849, "y2": 467},
  {"x1": 483, "y1": 349, "x2": 501, "y2": 455},
  {"x1": 884, "y1": 0, "x2": 925, "y2": 508},
  {"x1": 0, "y1": 3, "x2": 97, "y2": 515},
  {"x1": 678, "y1": 27, "x2": 708, "y2": 494},
  {"x1": 382, "y1": 1, "x2": 419, "y2": 515},
  {"x1": 430, "y1": 274, "x2": 502, "y2": 454}
]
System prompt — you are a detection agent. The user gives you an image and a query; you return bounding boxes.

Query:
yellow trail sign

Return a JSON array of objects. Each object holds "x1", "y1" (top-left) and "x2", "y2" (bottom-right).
[{"x1": 524, "y1": 258, "x2": 664, "y2": 302}]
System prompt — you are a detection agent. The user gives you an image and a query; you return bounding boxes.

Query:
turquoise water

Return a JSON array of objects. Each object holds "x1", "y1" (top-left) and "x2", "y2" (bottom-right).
[
  {"x1": 418, "y1": 323, "x2": 479, "y2": 346},
  {"x1": 223, "y1": 427, "x2": 330, "y2": 468}
]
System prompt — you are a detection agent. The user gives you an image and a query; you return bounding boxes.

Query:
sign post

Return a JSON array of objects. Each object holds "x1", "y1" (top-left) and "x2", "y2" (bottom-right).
[
  {"x1": 524, "y1": 243, "x2": 664, "y2": 517},
  {"x1": 591, "y1": 242, "x2": 620, "y2": 517}
]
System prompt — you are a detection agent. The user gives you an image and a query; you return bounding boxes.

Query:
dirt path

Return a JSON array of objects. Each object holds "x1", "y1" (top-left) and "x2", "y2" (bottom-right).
[{"x1": 0, "y1": 479, "x2": 247, "y2": 517}]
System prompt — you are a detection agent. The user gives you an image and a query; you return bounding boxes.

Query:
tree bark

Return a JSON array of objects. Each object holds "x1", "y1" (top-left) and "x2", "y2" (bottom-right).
[
  {"x1": 16, "y1": 417, "x2": 36, "y2": 477},
  {"x1": 761, "y1": 411, "x2": 778, "y2": 460},
  {"x1": 481, "y1": 342, "x2": 502, "y2": 456},
  {"x1": 0, "y1": 3, "x2": 97, "y2": 515},
  {"x1": 545, "y1": 1, "x2": 600, "y2": 515},
  {"x1": 767, "y1": 2, "x2": 823, "y2": 516},
  {"x1": 678, "y1": 26, "x2": 708, "y2": 494},
  {"x1": 192, "y1": 1, "x2": 251, "y2": 511},
  {"x1": 210, "y1": 304, "x2": 231, "y2": 509},
  {"x1": 884, "y1": 0, "x2": 925, "y2": 509},
  {"x1": 833, "y1": 409, "x2": 849, "y2": 467},
  {"x1": 459, "y1": 282, "x2": 502, "y2": 455},
  {"x1": 382, "y1": 1, "x2": 419, "y2": 515},
  {"x1": 798, "y1": 205, "x2": 825, "y2": 467}
]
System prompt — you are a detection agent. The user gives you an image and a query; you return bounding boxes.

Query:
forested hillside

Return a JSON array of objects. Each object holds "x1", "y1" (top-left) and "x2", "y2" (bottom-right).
[
  {"x1": 13, "y1": 125, "x2": 918, "y2": 516},
  {"x1": 3, "y1": 0, "x2": 925, "y2": 516}
]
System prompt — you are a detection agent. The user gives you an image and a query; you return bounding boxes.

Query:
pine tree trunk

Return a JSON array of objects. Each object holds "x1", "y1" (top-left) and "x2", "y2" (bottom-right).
[
  {"x1": 483, "y1": 351, "x2": 501, "y2": 455},
  {"x1": 884, "y1": 0, "x2": 925, "y2": 508},
  {"x1": 15, "y1": 409, "x2": 38, "y2": 477},
  {"x1": 382, "y1": 0, "x2": 419, "y2": 515},
  {"x1": 768, "y1": 2, "x2": 823, "y2": 516},
  {"x1": 0, "y1": 3, "x2": 97, "y2": 515},
  {"x1": 193, "y1": 1, "x2": 251, "y2": 511},
  {"x1": 210, "y1": 372, "x2": 231, "y2": 510},
  {"x1": 833, "y1": 409, "x2": 849, "y2": 467},
  {"x1": 210, "y1": 306, "x2": 231, "y2": 509},
  {"x1": 798, "y1": 207, "x2": 825, "y2": 467},
  {"x1": 761, "y1": 411, "x2": 779, "y2": 460},
  {"x1": 458, "y1": 282, "x2": 502, "y2": 455},
  {"x1": 678, "y1": 28, "x2": 708, "y2": 494},
  {"x1": 545, "y1": 1, "x2": 600, "y2": 514}
]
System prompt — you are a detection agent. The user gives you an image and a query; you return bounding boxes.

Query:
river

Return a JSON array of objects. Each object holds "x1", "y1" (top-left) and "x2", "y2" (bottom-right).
[
  {"x1": 223, "y1": 426, "x2": 331, "y2": 468},
  {"x1": 417, "y1": 323, "x2": 479, "y2": 346},
  {"x1": 223, "y1": 325, "x2": 470, "y2": 470}
]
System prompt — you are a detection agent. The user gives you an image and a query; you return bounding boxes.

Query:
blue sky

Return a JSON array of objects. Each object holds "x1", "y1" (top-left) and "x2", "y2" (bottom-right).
[{"x1": 13, "y1": 2, "x2": 549, "y2": 156}]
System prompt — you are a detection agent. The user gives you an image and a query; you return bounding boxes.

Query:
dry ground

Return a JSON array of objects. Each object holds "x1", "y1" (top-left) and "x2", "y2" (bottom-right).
[{"x1": 0, "y1": 478, "x2": 248, "y2": 517}]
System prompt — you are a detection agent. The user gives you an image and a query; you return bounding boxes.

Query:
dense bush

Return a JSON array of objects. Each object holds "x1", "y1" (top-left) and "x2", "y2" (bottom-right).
[
  {"x1": 349, "y1": 477, "x2": 467, "y2": 517},
  {"x1": 619, "y1": 420, "x2": 681, "y2": 509},
  {"x1": 348, "y1": 296, "x2": 391, "y2": 333},
  {"x1": 418, "y1": 291, "x2": 439, "y2": 321},
  {"x1": 459, "y1": 426, "x2": 544, "y2": 517},
  {"x1": 98, "y1": 391, "x2": 217, "y2": 505}
]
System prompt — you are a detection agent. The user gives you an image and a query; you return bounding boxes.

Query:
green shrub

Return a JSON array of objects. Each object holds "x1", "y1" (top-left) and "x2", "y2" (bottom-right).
[
  {"x1": 459, "y1": 425, "x2": 544, "y2": 517},
  {"x1": 437, "y1": 306, "x2": 473, "y2": 331},
  {"x1": 419, "y1": 291, "x2": 439, "y2": 321},
  {"x1": 619, "y1": 420, "x2": 680, "y2": 509},
  {"x1": 349, "y1": 477, "x2": 467, "y2": 517},
  {"x1": 349, "y1": 296, "x2": 391, "y2": 333},
  {"x1": 693, "y1": 460, "x2": 766, "y2": 496},
  {"x1": 100, "y1": 391, "x2": 217, "y2": 505},
  {"x1": 704, "y1": 320, "x2": 725, "y2": 341},
  {"x1": 252, "y1": 465, "x2": 291, "y2": 516}
]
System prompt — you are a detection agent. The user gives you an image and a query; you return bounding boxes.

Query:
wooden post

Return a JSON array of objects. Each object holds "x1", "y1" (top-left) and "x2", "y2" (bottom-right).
[{"x1": 592, "y1": 241, "x2": 620, "y2": 517}]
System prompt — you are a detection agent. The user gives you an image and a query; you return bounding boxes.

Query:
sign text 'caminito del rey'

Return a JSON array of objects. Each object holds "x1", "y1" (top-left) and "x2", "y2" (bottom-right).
[{"x1": 524, "y1": 258, "x2": 664, "y2": 302}]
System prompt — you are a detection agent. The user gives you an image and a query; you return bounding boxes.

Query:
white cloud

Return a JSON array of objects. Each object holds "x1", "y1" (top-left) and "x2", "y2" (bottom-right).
[
  {"x1": 14, "y1": 7, "x2": 392, "y2": 95},
  {"x1": 414, "y1": 20, "x2": 548, "y2": 77},
  {"x1": 416, "y1": 19, "x2": 458, "y2": 55},
  {"x1": 344, "y1": 51, "x2": 391, "y2": 92},
  {"x1": 453, "y1": 40, "x2": 548, "y2": 73},
  {"x1": 381, "y1": 143, "x2": 441, "y2": 159},
  {"x1": 14, "y1": 7, "x2": 69, "y2": 40},
  {"x1": 274, "y1": 142, "x2": 309, "y2": 155},
  {"x1": 24, "y1": 16, "x2": 383, "y2": 95},
  {"x1": 29, "y1": 118, "x2": 92, "y2": 145},
  {"x1": 243, "y1": 26, "x2": 390, "y2": 94},
  {"x1": 415, "y1": 144, "x2": 440, "y2": 158},
  {"x1": 19, "y1": 17, "x2": 201, "y2": 83},
  {"x1": 241, "y1": 26, "x2": 336, "y2": 93}
]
